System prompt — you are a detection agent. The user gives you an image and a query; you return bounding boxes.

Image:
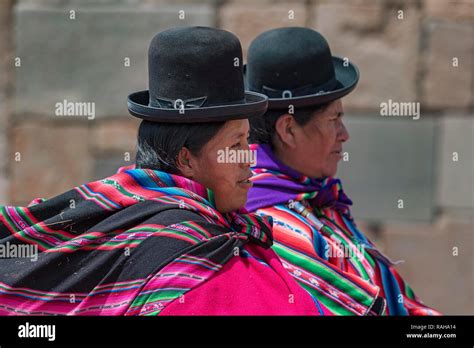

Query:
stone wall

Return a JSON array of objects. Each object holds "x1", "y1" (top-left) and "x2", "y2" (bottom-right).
[
  {"x1": 0, "y1": 0, "x2": 13, "y2": 209},
  {"x1": 0, "y1": 0, "x2": 472, "y2": 314}
]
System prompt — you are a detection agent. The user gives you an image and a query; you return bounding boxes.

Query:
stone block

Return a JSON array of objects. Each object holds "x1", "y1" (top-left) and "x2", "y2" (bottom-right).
[
  {"x1": 310, "y1": 0, "x2": 421, "y2": 110},
  {"x1": 436, "y1": 114, "x2": 474, "y2": 209},
  {"x1": 382, "y1": 218, "x2": 473, "y2": 314},
  {"x1": 421, "y1": 20, "x2": 474, "y2": 109},
  {"x1": 9, "y1": 121, "x2": 92, "y2": 205},
  {"x1": 92, "y1": 153, "x2": 134, "y2": 181},
  {"x1": 219, "y1": 0, "x2": 307, "y2": 59},
  {"x1": 424, "y1": 0, "x2": 474, "y2": 21},
  {"x1": 337, "y1": 114, "x2": 436, "y2": 222},
  {"x1": 13, "y1": 1, "x2": 215, "y2": 118},
  {"x1": 91, "y1": 118, "x2": 140, "y2": 153}
]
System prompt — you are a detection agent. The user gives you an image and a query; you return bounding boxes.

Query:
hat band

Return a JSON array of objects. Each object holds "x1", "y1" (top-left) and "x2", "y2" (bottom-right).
[
  {"x1": 262, "y1": 76, "x2": 338, "y2": 99},
  {"x1": 153, "y1": 96, "x2": 208, "y2": 109},
  {"x1": 151, "y1": 95, "x2": 248, "y2": 110}
]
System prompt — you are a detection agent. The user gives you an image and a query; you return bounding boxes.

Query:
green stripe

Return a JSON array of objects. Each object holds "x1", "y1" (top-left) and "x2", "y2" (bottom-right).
[
  {"x1": 1, "y1": 207, "x2": 20, "y2": 233},
  {"x1": 127, "y1": 226, "x2": 162, "y2": 233},
  {"x1": 405, "y1": 283, "x2": 415, "y2": 299},
  {"x1": 306, "y1": 207, "x2": 374, "y2": 276},
  {"x1": 0, "y1": 282, "x2": 81, "y2": 299},
  {"x1": 181, "y1": 221, "x2": 211, "y2": 239},
  {"x1": 273, "y1": 243, "x2": 374, "y2": 307},
  {"x1": 102, "y1": 179, "x2": 145, "y2": 203},
  {"x1": 130, "y1": 289, "x2": 184, "y2": 309},
  {"x1": 94, "y1": 279, "x2": 144, "y2": 291},
  {"x1": 125, "y1": 225, "x2": 201, "y2": 244},
  {"x1": 321, "y1": 225, "x2": 371, "y2": 280},
  {"x1": 77, "y1": 185, "x2": 116, "y2": 210},
  {"x1": 16, "y1": 207, "x2": 35, "y2": 226},
  {"x1": 1, "y1": 208, "x2": 51, "y2": 250},
  {"x1": 159, "y1": 228, "x2": 201, "y2": 244},
  {"x1": 52, "y1": 240, "x2": 142, "y2": 252},
  {"x1": 298, "y1": 282, "x2": 356, "y2": 315},
  {"x1": 325, "y1": 215, "x2": 377, "y2": 269},
  {"x1": 17, "y1": 208, "x2": 70, "y2": 242}
]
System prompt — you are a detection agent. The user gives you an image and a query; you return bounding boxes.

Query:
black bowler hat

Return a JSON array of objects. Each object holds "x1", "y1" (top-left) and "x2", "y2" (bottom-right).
[
  {"x1": 128, "y1": 26, "x2": 268, "y2": 123},
  {"x1": 245, "y1": 27, "x2": 359, "y2": 110}
]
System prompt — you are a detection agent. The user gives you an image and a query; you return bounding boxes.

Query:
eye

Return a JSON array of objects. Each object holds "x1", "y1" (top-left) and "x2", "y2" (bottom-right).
[
  {"x1": 331, "y1": 113, "x2": 343, "y2": 122},
  {"x1": 231, "y1": 142, "x2": 241, "y2": 149}
]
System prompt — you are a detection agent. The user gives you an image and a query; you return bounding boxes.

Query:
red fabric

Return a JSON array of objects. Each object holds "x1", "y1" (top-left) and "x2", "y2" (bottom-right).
[{"x1": 161, "y1": 244, "x2": 328, "y2": 315}]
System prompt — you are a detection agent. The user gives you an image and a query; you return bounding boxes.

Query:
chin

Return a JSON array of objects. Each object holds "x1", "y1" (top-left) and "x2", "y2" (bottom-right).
[
  {"x1": 216, "y1": 199, "x2": 246, "y2": 214},
  {"x1": 214, "y1": 187, "x2": 248, "y2": 213},
  {"x1": 218, "y1": 205, "x2": 241, "y2": 214},
  {"x1": 232, "y1": 196, "x2": 248, "y2": 212},
  {"x1": 322, "y1": 166, "x2": 338, "y2": 178}
]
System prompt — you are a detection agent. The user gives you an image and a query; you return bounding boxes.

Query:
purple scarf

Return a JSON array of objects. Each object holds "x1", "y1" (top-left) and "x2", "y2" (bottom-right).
[{"x1": 246, "y1": 144, "x2": 353, "y2": 219}]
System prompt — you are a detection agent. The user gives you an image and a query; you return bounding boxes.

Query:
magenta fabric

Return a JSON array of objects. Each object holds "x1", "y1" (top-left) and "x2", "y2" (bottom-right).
[{"x1": 160, "y1": 244, "x2": 331, "y2": 316}]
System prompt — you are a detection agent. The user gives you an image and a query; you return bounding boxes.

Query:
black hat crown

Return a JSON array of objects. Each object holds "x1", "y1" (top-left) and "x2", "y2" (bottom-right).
[
  {"x1": 149, "y1": 26, "x2": 244, "y2": 108},
  {"x1": 245, "y1": 27, "x2": 359, "y2": 110}
]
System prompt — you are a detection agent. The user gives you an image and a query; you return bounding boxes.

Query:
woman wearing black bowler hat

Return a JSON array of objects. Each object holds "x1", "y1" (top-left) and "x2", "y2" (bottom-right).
[
  {"x1": 245, "y1": 27, "x2": 440, "y2": 316},
  {"x1": 0, "y1": 26, "x2": 327, "y2": 315}
]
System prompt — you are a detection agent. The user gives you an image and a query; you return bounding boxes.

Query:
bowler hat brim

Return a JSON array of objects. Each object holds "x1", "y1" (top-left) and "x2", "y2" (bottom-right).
[
  {"x1": 128, "y1": 90, "x2": 268, "y2": 123},
  {"x1": 244, "y1": 56, "x2": 359, "y2": 110}
]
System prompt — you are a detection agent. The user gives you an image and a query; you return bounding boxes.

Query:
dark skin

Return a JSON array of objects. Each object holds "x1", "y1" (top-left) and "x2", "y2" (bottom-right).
[
  {"x1": 176, "y1": 119, "x2": 253, "y2": 213},
  {"x1": 273, "y1": 99, "x2": 350, "y2": 178}
]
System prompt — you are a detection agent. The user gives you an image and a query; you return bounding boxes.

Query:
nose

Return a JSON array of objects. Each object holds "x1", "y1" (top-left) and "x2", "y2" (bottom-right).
[
  {"x1": 240, "y1": 141, "x2": 254, "y2": 168},
  {"x1": 339, "y1": 120, "x2": 350, "y2": 143}
]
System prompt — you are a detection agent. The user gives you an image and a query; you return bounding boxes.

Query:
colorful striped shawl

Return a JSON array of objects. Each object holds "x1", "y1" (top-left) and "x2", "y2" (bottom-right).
[
  {"x1": 246, "y1": 144, "x2": 441, "y2": 316},
  {"x1": 0, "y1": 167, "x2": 273, "y2": 315}
]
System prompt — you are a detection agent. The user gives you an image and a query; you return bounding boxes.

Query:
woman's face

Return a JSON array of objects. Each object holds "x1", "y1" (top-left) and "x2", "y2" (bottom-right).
[
  {"x1": 186, "y1": 119, "x2": 253, "y2": 213},
  {"x1": 288, "y1": 100, "x2": 350, "y2": 178},
  {"x1": 277, "y1": 100, "x2": 349, "y2": 178}
]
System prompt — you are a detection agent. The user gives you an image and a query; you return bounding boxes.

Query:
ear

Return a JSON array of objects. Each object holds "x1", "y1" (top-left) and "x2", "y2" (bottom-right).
[
  {"x1": 274, "y1": 113, "x2": 298, "y2": 149},
  {"x1": 175, "y1": 147, "x2": 195, "y2": 178}
]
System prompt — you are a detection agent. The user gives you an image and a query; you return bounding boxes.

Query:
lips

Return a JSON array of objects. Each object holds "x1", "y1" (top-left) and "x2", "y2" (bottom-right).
[{"x1": 237, "y1": 173, "x2": 253, "y2": 184}]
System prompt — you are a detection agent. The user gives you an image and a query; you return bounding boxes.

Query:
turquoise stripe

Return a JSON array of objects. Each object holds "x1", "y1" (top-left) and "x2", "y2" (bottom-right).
[
  {"x1": 343, "y1": 215, "x2": 370, "y2": 244},
  {"x1": 126, "y1": 170, "x2": 192, "y2": 198},
  {"x1": 310, "y1": 293, "x2": 325, "y2": 315},
  {"x1": 240, "y1": 248, "x2": 270, "y2": 267},
  {"x1": 272, "y1": 205, "x2": 329, "y2": 261},
  {"x1": 82, "y1": 184, "x2": 121, "y2": 209},
  {"x1": 379, "y1": 261, "x2": 408, "y2": 315}
]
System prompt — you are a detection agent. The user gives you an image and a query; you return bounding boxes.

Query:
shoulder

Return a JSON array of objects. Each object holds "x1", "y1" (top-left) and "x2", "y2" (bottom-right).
[
  {"x1": 149, "y1": 207, "x2": 208, "y2": 226},
  {"x1": 144, "y1": 207, "x2": 229, "y2": 240}
]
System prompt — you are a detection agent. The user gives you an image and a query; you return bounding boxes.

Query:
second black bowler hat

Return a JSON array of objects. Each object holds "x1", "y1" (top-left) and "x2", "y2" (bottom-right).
[{"x1": 245, "y1": 27, "x2": 359, "y2": 110}]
